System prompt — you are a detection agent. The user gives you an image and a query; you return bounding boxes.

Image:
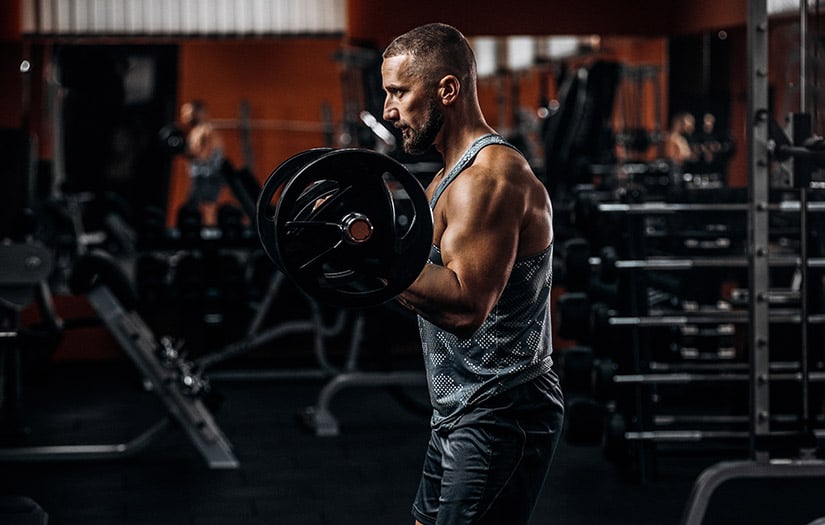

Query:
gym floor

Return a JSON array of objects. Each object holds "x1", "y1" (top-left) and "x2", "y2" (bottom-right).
[{"x1": 1, "y1": 357, "x2": 824, "y2": 525}]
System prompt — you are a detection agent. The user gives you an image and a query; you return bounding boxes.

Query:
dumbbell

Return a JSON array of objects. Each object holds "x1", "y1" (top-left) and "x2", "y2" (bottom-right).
[{"x1": 159, "y1": 123, "x2": 186, "y2": 156}]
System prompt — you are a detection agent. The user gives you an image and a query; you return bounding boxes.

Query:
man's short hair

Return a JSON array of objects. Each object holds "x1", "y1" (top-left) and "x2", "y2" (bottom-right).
[{"x1": 383, "y1": 23, "x2": 477, "y2": 89}]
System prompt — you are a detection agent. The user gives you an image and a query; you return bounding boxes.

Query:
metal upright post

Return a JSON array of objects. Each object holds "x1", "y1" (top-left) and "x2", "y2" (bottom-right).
[
  {"x1": 790, "y1": 112, "x2": 814, "y2": 444},
  {"x1": 801, "y1": 1, "x2": 808, "y2": 112},
  {"x1": 795, "y1": 0, "x2": 814, "y2": 447},
  {"x1": 748, "y1": 0, "x2": 771, "y2": 463}
]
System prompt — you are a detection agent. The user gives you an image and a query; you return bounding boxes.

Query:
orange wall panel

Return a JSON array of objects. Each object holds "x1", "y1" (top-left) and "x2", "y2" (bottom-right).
[
  {"x1": 169, "y1": 38, "x2": 345, "y2": 224},
  {"x1": 668, "y1": 0, "x2": 748, "y2": 35},
  {"x1": 346, "y1": 0, "x2": 751, "y2": 45},
  {"x1": 0, "y1": 0, "x2": 21, "y2": 41}
]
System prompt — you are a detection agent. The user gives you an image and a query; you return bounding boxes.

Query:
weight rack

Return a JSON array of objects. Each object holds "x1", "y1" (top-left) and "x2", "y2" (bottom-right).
[
  {"x1": 680, "y1": 0, "x2": 825, "y2": 521},
  {"x1": 554, "y1": 0, "x2": 825, "y2": 493}
]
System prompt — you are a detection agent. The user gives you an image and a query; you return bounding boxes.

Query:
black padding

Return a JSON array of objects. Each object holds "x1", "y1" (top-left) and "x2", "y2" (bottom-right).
[
  {"x1": 564, "y1": 397, "x2": 604, "y2": 445},
  {"x1": 69, "y1": 251, "x2": 138, "y2": 310},
  {"x1": 592, "y1": 357, "x2": 619, "y2": 402},
  {"x1": 560, "y1": 345, "x2": 594, "y2": 392},
  {"x1": 598, "y1": 245, "x2": 619, "y2": 284},
  {"x1": 556, "y1": 292, "x2": 590, "y2": 341},
  {"x1": 138, "y1": 205, "x2": 167, "y2": 247},
  {"x1": 176, "y1": 202, "x2": 202, "y2": 242},
  {"x1": 562, "y1": 237, "x2": 591, "y2": 293},
  {"x1": 0, "y1": 496, "x2": 48, "y2": 525},
  {"x1": 217, "y1": 204, "x2": 245, "y2": 243},
  {"x1": 135, "y1": 253, "x2": 171, "y2": 306},
  {"x1": 222, "y1": 163, "x2": 260, "y2": 222}
]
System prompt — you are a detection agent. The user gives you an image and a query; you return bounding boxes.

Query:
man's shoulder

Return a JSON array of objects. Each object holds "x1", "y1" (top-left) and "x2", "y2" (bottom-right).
[{"x1": 471, "y1": 144, "x2": 531, "y2": 175}]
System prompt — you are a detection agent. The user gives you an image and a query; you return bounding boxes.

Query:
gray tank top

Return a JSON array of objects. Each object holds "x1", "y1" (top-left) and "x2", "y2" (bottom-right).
[
  {"x1": 418, "y1": 134, "x2": 555, "y2": 430},
  {"x1": 190, "y1": 148, "x2": 224, "y2": 180}
]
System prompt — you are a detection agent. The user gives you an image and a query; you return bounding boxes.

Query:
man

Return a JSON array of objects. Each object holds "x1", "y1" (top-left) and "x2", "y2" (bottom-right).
[
  {"x1": 179, "y1": 100, "x2": 226, "y2": 224},
  {"x1": 382, "y1": 23, "x2": 565, "y2": 525},
  {"x1": 663, "y1": 111, "x2": 696, "y2": 169}
]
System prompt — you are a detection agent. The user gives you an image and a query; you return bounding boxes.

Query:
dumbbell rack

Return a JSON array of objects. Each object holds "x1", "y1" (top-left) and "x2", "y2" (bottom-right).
[
  {"x1": 680, "y1": 1, "x2": 825, "y2": 521},
  {"x1": 566, "y1": 1, "x2": 825, "y2": 490},
  {"x1": 596, "y1": 198, "x2": 825, "y2": 473}
]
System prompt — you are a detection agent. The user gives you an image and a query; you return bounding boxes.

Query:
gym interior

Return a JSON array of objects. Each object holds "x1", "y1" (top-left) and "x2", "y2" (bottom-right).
[{"x1": 1, "y1": 1, "x2": 825, "y2": 523}]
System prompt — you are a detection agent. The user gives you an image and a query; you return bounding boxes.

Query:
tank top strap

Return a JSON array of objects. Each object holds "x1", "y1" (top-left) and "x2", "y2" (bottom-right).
[{"x1": 429, "y1": 134, "x2": 520, "y2": 209}]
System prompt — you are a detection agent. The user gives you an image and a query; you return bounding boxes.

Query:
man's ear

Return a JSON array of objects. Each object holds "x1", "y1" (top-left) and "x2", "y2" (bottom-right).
[{"x1": 438, "y1": 75, "x2": 460, "y2": 106}]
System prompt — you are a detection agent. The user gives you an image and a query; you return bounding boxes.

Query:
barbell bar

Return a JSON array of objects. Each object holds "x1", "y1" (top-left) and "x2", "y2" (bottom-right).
[
  {"x1": 608, "y1": 311, "x2": 825, "y2": 326},
  {"x1": 597, "y1": 201, "x2": 825, "y2": 214},
  {"x1": 612, "y1": 371, "x2": 825, "y2": 384},
  {"x1": 588, "y1": 255, "x2": 825, "y2": 270}
]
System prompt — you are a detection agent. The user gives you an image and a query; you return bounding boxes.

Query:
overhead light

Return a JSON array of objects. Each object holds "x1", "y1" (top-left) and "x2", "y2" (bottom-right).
[{"x1": 768, "y1": 0, "x2": 807, "y2": 15}]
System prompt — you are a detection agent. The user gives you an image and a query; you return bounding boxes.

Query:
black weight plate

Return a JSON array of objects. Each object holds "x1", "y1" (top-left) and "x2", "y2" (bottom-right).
[
  {"x1": 274, "y1": 149, "x2": 433, "y2": 308},
  {"x1": 256, "y1": 148, "x2": 333, "y2": 267}
]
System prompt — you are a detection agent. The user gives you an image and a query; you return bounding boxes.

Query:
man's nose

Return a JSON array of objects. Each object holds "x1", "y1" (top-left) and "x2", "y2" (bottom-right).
[{"x1": 383, "y1": 104, "x2": 398, "y2": 122}]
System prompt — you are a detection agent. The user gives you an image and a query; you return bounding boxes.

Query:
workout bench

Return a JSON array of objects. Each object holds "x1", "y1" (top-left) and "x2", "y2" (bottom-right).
[{"x1": 0, "y1": 248, "x2": 238, "y2": 469}]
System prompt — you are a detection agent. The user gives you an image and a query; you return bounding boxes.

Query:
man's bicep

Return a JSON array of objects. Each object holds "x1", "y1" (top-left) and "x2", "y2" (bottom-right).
[{"x1": 440, "y1": 179, "x2": 520, "y2": 298}]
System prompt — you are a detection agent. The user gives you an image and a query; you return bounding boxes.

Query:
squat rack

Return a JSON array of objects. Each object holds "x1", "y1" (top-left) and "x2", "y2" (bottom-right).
[{"x1": 680, "y1": 0, "x2": 825, "y2": 522}]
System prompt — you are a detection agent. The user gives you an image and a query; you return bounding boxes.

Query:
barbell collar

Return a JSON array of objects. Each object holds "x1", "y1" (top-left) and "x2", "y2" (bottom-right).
[{"x1": 341, "y1": 212, "x2": 373, "y2": 244}]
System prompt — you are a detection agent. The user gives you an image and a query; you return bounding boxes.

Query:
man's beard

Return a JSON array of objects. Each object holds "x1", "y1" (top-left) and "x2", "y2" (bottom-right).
[{"x1": 401, "y1": 98, "x2": 443, "y2": 155}]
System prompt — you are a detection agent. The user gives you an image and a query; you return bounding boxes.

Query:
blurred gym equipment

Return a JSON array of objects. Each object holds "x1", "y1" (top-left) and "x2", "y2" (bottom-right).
[{"x1": 0, "y1": 249, "x2": 238, "y2": 469}]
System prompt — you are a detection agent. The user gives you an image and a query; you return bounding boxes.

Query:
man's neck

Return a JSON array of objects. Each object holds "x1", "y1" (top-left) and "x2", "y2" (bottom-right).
[{"x1": 437, "y1": 123, "x2": 496, "y2": 174}]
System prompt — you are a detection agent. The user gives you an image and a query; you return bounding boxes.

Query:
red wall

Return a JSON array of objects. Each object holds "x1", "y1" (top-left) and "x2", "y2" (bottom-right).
[
  {"x1": 346, "y1": 0, "x2": 750, "y2": 46},
  {"x1": 0, "y1": 0, "x2": 21, "y2": 41},
  {"x1": 348, "y1": 0, "x2": 661, "y2": 45},
  {"x1": 166, "y1": 34, "x2": 670, "y2": 219},
  {"x1": 168, "y1": 38, "x2": 346, "y2": 224}
]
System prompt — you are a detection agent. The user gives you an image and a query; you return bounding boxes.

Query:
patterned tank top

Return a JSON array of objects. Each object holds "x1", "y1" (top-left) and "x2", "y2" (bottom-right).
[{"x1": 418, "y1": 134, "x2": 555, "y2": 430}]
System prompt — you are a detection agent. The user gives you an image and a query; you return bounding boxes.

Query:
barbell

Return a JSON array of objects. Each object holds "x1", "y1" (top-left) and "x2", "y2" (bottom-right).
[{"x1": 255, "y1": 148, "x2": 434, "y2": 308}]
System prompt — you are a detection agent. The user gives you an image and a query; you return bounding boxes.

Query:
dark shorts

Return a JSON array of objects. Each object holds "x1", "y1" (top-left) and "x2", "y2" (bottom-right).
[
  {"x1": 411, "y1": 372, "x2": 564, "y2": 525},
  {"x1": 188, "y1": 176, "x2": 223, "y2": 204}
]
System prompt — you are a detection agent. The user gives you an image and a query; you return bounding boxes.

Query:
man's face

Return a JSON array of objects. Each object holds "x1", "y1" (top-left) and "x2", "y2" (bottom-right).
[
  {"x1": 683, "y1": 115, "x2": 695, "y2": 135},
  {"x1": 381, "y1": 54, "x2": 443, "y2": 155},
  {"x1": 180, "y1": 103, "x2": 205, "y2": 128},
  {"x1": 180, "y1": 103, "x2": 195, "y2": 126}
]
